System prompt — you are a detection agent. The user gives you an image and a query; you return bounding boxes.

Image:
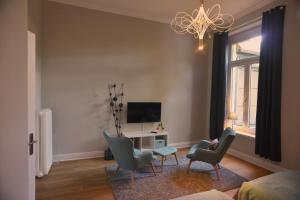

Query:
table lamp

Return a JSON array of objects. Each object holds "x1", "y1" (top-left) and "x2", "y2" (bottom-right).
[{"x1": 228, "y1": 112, "x2": 238, "y2": 129}]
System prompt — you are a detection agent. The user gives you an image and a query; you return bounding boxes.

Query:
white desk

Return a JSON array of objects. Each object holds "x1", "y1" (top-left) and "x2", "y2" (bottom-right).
[{"x1": 123, "y1": 131, "x2": 168, "y2": 151}]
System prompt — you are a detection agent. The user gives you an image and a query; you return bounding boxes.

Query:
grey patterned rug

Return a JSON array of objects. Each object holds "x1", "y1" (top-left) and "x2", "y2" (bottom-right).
[{"x1": 105, "y1": 156, "x2": 246, "y2": 200}]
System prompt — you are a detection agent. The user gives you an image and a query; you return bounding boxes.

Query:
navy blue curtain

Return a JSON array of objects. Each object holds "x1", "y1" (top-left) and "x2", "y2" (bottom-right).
[
  {"x1": 255, "y1": 6, "x2": 285, "y2": 161},
  {"x1": 209, "y1": 32, "x2": 228, "y2": 140}
]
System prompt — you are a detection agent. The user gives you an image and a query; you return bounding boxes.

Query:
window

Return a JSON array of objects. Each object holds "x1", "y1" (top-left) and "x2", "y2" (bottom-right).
[{"x1": 227, "y1": 27, "x2": 262, "y2": 135}]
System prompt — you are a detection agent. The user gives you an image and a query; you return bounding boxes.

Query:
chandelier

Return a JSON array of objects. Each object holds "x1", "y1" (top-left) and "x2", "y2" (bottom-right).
[{"x1": 171, "y1": 0, "x2": 234, "y2": 50}]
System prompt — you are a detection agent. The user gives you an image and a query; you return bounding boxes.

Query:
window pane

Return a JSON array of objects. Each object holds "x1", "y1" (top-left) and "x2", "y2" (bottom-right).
[
  {"x1": 231, "y1": 66, "x2": 245, "y2": 126},
  {"x1": 249, "y1": 63, "x2": 259, "y2": 127},
  {"x1": 231, "y1": 36, "x2": 262, "y2": 61}
]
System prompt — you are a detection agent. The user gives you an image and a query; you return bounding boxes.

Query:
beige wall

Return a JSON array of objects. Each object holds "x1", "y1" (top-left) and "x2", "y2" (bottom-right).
[
  {"x1": 209, "y1": 0, "x2": 300, "y2": 169},
  {"x1": 0, "y1": 0, "x2": 30, "y2": 199},
  {"x1": 42, "y1": 2, "x2": 209, "y2": 155}
]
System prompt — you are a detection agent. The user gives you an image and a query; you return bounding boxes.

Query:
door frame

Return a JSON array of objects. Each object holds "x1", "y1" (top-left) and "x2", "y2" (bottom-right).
[{"x1": 28, "y1": 30, "x2": 37, "y2": 200}]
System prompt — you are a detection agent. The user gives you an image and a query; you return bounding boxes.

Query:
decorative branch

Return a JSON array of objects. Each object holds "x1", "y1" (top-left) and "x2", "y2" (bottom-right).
[{"x1": 108, "y1": 83, "x2": 124, "y2": 137}]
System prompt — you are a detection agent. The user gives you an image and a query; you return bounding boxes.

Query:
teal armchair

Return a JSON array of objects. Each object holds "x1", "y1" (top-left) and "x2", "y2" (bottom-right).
[
  {"x1": 186, "y1": 128, "x2": 236, "y2": 179},
  {"x1": 103, "y1": 130, "x2": 156, "y2": 186}
]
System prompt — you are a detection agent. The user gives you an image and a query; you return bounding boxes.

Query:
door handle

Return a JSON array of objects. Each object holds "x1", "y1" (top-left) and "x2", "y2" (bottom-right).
[
  {"x1": 28, "y1": 133, "x2": 37, "y2": 155},
  {"x1": 28, "y1": 140, "x2": 37, "y2": 145}
]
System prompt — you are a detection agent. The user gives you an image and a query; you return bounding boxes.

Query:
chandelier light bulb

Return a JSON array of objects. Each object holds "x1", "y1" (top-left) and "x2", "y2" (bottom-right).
[
  {"x1": 198, "y1": 39, "x2": 204, "y2": 51},
  {"x1": 198, "y1": 45, "x2": 204, "y2": 51}
]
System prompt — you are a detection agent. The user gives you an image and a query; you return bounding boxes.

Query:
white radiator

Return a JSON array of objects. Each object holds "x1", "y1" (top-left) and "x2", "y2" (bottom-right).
[{"x1": 36, "y1": 108, "x2": 53, "y2": 177}]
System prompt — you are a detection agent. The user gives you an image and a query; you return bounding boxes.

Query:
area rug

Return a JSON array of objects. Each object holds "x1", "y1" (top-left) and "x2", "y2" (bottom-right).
[{"x1": 105, "y1": 156, "x2": 247, "y2": 200}]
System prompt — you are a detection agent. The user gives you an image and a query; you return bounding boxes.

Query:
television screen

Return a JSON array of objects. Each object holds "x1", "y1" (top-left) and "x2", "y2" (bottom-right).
[{"x1": 127, "y1": 102, "x2": 161, "y2": 123}]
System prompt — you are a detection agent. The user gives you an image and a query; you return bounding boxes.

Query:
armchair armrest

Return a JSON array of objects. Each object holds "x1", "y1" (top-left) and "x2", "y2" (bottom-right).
[
  {"x1": 198, "y1": 140, "x2": 211, "y2": 149},
  {"x1": 195, "y1": 148, "x2": 217, "y2": 157},
  {"x1": 194, "y1": 148, "x2": 218, "y2": 165},
  {"x1": 187, "y1": 140, "x2": 211, "y2": 157}
]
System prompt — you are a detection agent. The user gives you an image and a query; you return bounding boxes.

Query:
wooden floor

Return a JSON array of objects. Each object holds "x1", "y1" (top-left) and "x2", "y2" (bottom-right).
[{"x1": 36, "y1": 149, "x2": 271, "y2": 200}]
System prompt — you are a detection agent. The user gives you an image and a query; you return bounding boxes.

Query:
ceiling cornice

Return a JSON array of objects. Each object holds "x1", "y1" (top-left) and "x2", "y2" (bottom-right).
[
  {"x1": 49, "y1": 0, "x2": 277, "y2": 25},
  {"x1": 234, "y1": 0, "x2": 277, "y2": 19},
  {"x1": 49, "y1": 0, "x2": 171, "y2": 24}
]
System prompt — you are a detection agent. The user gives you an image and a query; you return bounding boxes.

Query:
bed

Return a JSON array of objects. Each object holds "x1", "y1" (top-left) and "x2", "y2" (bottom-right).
[{"x1": 237, "y1": 170, "x2": 300, "y2": 200}]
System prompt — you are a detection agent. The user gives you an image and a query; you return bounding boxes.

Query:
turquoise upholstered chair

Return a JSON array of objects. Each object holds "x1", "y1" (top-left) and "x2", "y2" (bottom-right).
[
  {"x1": 186, "y1": 128, "x2": 236, "y2": 179},
  {"x1": 103, "y1": 130, "x2": 156, "y2": 185}
]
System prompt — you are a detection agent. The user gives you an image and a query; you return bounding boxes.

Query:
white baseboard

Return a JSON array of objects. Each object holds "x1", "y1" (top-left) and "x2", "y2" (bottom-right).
[
  {"x1": 53, "y1": 143, "x2": 287, "y2": 173},
  {"x1": 227, "y1": 148, "x2": 286, "y2": 172},
  {"x1": 169, "y1": 141, "x2": 198, "y2": 148},
  {"x1": 53, "y1": 141, "x2": 197, "y2": 162},
  {"x1": 53, "y1": 151, "x2": 104, "y2": 162}
]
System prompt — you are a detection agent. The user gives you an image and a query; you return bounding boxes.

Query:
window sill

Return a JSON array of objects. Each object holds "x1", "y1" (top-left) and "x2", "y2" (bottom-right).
[{"x1": 234, "y1": 130, "x2": 255, "y2": 138}]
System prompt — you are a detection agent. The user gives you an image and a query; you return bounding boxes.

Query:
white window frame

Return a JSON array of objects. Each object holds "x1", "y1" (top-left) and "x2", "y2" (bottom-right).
[{"x1": 226, "y1": 26, "x2": 261, "y2": 135}]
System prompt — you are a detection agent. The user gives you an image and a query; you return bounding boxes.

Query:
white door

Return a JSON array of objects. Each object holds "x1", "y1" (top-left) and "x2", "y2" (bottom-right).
[
  {"x1": 0, "y1": 2, "x2": 35, "y2": 199},
  {"x1": 28, "y1": 31, "x2": 36, "y2": 200}
]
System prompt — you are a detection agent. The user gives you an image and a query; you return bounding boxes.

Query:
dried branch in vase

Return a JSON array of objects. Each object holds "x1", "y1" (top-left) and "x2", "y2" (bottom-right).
[{"x1": 108, "y1": 83, "x2": 124, "y2": 137}]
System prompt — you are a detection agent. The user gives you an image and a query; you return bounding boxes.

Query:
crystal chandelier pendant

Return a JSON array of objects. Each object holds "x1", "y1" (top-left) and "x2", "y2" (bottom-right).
[{"x1": 171, "y1": 0, "x2": 234, "y2": 51}]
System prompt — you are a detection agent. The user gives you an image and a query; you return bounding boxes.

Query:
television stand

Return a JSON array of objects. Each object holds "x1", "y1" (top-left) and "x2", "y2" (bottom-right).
[{"x1": 123, "y1": 131, "x2": 168, "y2": 151}]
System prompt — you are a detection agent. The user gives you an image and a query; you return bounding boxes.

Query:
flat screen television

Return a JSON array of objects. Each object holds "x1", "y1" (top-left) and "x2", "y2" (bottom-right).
[{"x1": 127, "y1": 102, "x2": 161, "y2": 123}]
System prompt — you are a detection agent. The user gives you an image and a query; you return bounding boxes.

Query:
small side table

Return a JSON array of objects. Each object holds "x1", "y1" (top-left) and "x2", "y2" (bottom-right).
[{"x1": 153, "y1": 146, "x2": 179, "y2": 171}]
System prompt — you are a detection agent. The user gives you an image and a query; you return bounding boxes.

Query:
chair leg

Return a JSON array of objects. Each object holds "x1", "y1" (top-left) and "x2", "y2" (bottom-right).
[
  {"x1": 174, "y1": 153, "x2": 179, "y2": 165},
  {"x1": 131, "y1": 171, "x2": 135, "y2": 188},
  {"x1": 217, "y1": 163, "x2": 221, "y2": 169},
  {"x1": 161, "y1": 156, "x2": 165, "y2": 172},
  {"x1": 214, "y1": 165, "x2": 220, "y2": 180},
  {"x1": 114, "y1": 166, "x2": 120, "y2": 176},
  {"x1": 150, "y1": 162, "x2": 156, "y2": 176},
  {"x1": 187, "y1": 160, "x2": 193, "y2": 173}
]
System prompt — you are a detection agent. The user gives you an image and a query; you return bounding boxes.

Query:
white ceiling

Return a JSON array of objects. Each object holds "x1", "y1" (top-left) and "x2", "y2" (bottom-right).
[{"x1": 50, "y1": 0, "x2": 275, "y2": 24}]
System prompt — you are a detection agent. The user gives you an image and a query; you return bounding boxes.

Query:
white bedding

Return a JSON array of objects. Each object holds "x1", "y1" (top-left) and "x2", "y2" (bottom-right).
[
  {"x1": 238, "y1": 171, "x2": 300, "y2": 200},
  {"x1": 172, "y1": 189, "x2": 233, "y2": 200}
]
